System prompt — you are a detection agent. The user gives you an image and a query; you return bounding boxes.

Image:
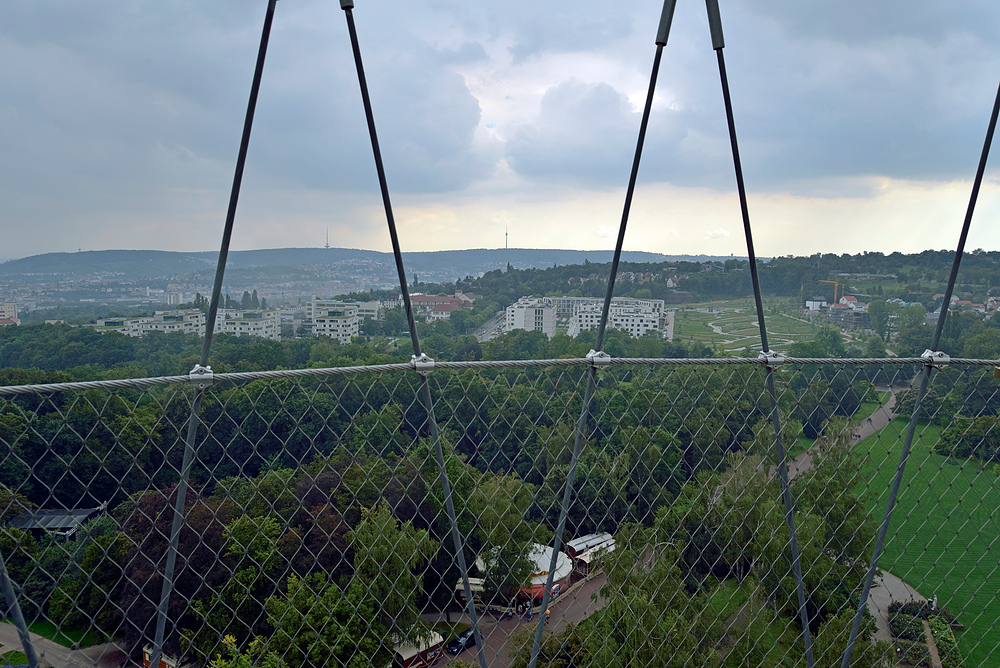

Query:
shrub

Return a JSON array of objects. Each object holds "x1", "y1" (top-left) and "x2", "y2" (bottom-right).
[
  {"x1": 894, "y1": 640, "x2": 930, "y2": 667},
  {"x1": 929, "y1": 616, "x2": 961, "y2": 668},
  {"x1": 887, "y1": 600, "x2": 956, "y2": 623},
  {"x1": 888, "y1": 613, "x2": 926, "y2": 643}
]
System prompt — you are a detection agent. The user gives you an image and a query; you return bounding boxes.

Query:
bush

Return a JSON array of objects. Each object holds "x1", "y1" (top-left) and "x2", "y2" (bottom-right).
[
  {"x1": 894, "y1": 640, "x2": 930, "y2": 667},
  {"x1": 888, "y1": 613, "x2": 926, "y2": 643},
  {"x1": 887, "y1": 600, "x2": 957, "y2": 623},
  {"x1": 929, "y1": 616, "x2": 961, "y2": 668}
]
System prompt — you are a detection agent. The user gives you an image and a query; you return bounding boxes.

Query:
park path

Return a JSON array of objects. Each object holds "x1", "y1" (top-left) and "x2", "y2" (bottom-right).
[
  {"x1": 0, "y1": 625, "x2": 130, "y2": 668},
  {"x1": 866, "y1": 570, "x2": 927, "y2": 643},
  {"x1": 787, "y1": 383, "x2": 900, "y2": 479},
  {"x1": 782, "y1": 380, "x2": 927, "y2": 644}
]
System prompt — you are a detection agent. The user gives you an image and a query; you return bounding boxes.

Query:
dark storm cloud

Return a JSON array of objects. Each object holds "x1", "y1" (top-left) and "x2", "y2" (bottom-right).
[
  {"x1": 0, "y1": 0, "x2": 494, "y2": 208},
  {"x1": 3, "y1": 0, "x2": 1000, "y2": 257}
]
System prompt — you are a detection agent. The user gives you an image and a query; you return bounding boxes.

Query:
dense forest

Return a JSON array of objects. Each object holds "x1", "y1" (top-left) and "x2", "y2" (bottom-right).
[
  {"x1": 0, "y1": 322, "x2": 888, "y2": 663},
  {"x1": 3, "y1": 246, "x2": 1000, "y2": 665}
]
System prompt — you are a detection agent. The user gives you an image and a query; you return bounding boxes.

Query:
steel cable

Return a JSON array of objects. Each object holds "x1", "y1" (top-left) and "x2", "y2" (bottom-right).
[
  {"x1": 339, "y1": 3, "x2": 487, "y2": 665},
  {"x1": 708, "y1": 0, "x2": 814, "y2": 661},
  {"x1": 148, "y1": 2, "x2": 278, "y2": 666},
  {"x1": 840, "y1": 73, "x2": 1000, "y2": 668},
  {"x1": 527, "y1": 2, "x2": 677, "y2": 665}
]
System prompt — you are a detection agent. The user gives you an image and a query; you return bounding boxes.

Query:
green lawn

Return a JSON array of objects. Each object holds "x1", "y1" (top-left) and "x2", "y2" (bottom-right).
[
  {"x1": 2, "y1": 619, "x2": 96, "y2": 649},
  {"x1": 706, "y1": 577, "x2": 755, "y2": 621},
  {"x1": 853, "y1": 391, "x2": 893, "y2": 422},
  {"x1": 857, "y1": 419, "x2": 1000, "y2": 667},
  {"x1": 0, "y1": 651, "x2": 28, "y2": 667},
  {"x1": 672, "y1": 301, "x2": 821, "y2": 354}
]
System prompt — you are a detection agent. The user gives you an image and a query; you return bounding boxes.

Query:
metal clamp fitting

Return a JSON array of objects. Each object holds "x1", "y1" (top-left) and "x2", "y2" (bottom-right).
[
  {"x1": 411, "y1": 353, "x2": 435, "y2": 376},
  {"x1": 921, "y1": 349, "x2": 950, "y2": 369},
  {"x1": 340, "y1": 0, "x2": 354, "y2": 9},
  {"x1": 586, "y1": 349, "x2": 613, "y2": 368},
  {"x1": 188, "y1": 364, "x2": 214, "y2": 390},
  {"x1": 758, "y1": 350, "x2": 785, "y2": 369}
]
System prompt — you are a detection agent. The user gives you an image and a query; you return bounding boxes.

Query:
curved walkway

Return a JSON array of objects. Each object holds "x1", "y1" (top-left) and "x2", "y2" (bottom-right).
[{"x1": 784, "y1": 380, "x2": 924, "y2": 643}]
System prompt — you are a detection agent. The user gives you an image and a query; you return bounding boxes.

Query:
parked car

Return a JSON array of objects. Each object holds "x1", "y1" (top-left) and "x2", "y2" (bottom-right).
[{"x1": 445, "y1": 628, "x2": 477, "y2": 655}]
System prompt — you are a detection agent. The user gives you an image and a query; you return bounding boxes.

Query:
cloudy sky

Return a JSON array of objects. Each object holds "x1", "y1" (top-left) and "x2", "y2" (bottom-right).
[{"x1": 3, "y1": 0, "x2": 1000, "y2": 260}]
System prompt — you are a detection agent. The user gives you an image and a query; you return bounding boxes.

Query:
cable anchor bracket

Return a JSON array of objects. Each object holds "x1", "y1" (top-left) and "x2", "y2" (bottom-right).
[
  {"x1": 411, "y1": 353, "x2": 436, "y2": 376},
  {"x1": 188, "y1": 364, "x2": 214, "y2": 390},
  {"x1": 758, "y1": 350, "x2": 785, "y2": 369},
  {"x1": 921, "y1": 349, "x2": 950, "y2": 369},
  {"x1": 586, "y1": 350, "x2": 613, "y2": 368}
]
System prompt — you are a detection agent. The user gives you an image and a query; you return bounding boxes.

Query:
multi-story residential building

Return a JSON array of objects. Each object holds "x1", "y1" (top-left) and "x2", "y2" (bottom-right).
[
  {"x1": 311, "y1": 300, "x2": 360, "y2": 344},
  {"x1": 505, "y1": 298, "x2": 558, "y2": 338},
  {"x1": 217, "y1": 309, "x2": 281, "y2": 341},
  {"x1": 95, "y1": 310, "x2": 207, "y2": 337},
  {"x1": 354, "y1": 300, "x2": 382, "y2": 322},
  {"x1": 546, "y1": 296, "x2": 665, "y2": 320},
  {"x1": 0, "y1": 301, "x2": 19, "y2": 327},
  {"x1": 567, "y1": 301, "x2": 663, "y2": 338},
  {"x1": 140, "y1": 310, "x2": 206, "y2": 336},
  {"x1": 506, "y1": 296, "x2": 666, "y2": 339}
]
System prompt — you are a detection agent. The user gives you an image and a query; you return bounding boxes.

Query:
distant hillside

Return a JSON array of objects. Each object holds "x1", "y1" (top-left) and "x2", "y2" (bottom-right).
[{"x1": 0, "y1": 248, "x2": 740, "y2": 282}]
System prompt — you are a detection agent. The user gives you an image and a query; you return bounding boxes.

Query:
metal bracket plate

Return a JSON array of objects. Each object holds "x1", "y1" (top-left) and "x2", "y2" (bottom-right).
[
  {"x1": 921, "y1": 349, "x2": 950, "y2": 369},
  {"x1": 188, "y1": 364, "x2": 214, "y2": 390},
  {"x1": 586, "y1": 349, "x2": 613, "y2": 368},
  {"x1": 411, "y1": 353, "x2": 436, "y2": 376},
  {"x1": 758, "y1": 350, "x2": 785, "y2": 369}
]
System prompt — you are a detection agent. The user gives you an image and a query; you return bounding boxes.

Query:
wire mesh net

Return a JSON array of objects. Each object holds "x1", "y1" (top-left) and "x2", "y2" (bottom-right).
[{"x1": 0, "y1": 358, "x2": 997, "y2": 667}]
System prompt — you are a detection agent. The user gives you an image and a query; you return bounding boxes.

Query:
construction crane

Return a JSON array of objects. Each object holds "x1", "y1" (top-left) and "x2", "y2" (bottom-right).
[{"x1": 818, "y1": 279, "x2": 841, "y2": 303}]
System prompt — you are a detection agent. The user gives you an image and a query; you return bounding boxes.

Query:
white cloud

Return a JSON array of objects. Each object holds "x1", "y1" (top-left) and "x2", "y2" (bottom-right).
[{"x1": 705, "y1": 229, "x2": 731, "y2": 240}]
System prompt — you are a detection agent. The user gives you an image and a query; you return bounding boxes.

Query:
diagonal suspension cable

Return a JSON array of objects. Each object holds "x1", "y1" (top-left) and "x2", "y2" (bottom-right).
[
  {"x1": 338, "y1": 3, "x2": 488, "y2": 666},
  {"x1": 0, "y1": 555, "x2": 40, "y2": 668},
  {"x1": 527, "y1": 2, "x2": 678, "y2": 665},
  {"x1": 148, "y1": 1, "x2": 278, "y2": 666},
  {"x1": 706, "y1": 0, "x2": 814, "y2": 663},
  {"x1": 840, "y1": 74, "x2": 1000, "y2": 668}
]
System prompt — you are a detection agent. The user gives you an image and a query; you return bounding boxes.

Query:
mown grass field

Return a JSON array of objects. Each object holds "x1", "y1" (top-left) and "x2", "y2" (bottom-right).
[
  {"x1": 2, "y1": 619, "x2": 96, "y2": 649},
  {"x1": 857, "y1": 419, "x2": 1000, "y2": 667},
  {"x1": 672, "y1": 300, "x2": 822, "y2": 354},
  {"x1": 0, "y1": 651, "x2": 28, "y2": 667}
]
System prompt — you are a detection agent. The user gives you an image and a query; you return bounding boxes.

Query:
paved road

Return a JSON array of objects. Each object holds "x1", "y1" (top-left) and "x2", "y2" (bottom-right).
[
  {"x1": 0, "y1": 622, "x2": 70, "y2": 667},
  {"x1": 426, "y1": 574, "x2": 607, "y2": 667},
  {"x1": 473, "y1": 311, "x2": 504, "y2": 343}
]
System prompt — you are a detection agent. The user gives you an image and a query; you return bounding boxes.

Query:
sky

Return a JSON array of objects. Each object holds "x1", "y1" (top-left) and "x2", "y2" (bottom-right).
[{"x1": 3, "y1": 0, "x2": 1000, "y2": 261}]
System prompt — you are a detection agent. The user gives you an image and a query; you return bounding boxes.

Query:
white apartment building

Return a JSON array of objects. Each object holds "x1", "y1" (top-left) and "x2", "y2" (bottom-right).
[
  {"x1": 505, "y1": 298, "x2": 558, "y2": 338},
  {"x1": 0, "y1": 301, "x2": 18, "y2": 326},
  {"x1": 546, "y1": 296, "x2": 664, "y2": 320},
  {"x1": 567, "y1": 302, "x2": 663, "y2": 338},
  {"x1": 311, "y1": 299, "x2": 360, "y2": 344},
  {"x1": 95, "y1": 310, "x2": 207, "y2": 337},
  {"x1": 506, "y1": 296, "x2": 666, "y2": 339},
  {"x1": 354, "y1": 300, "x2": 382, "y2": 321},
  {"x1": 216, "y1": 309, "x2": 281, "y2": 341}
]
